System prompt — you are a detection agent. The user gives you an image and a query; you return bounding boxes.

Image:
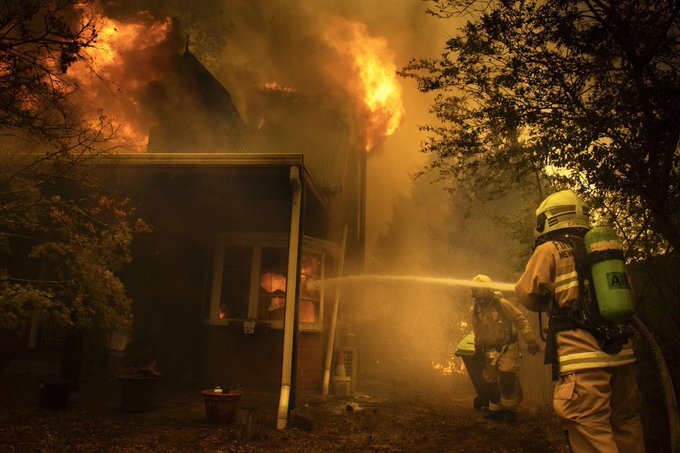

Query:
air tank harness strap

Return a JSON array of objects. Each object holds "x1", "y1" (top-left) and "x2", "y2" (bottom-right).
[
  {"x1": 545, "y1": 306, "x2": 630, "y2": 380},
  {"x1": 545, "y1": 307, "x2": 584, "y2": 381},
  {"x1": 586, "y1": 248, "x2": 625, "y2": 262}
]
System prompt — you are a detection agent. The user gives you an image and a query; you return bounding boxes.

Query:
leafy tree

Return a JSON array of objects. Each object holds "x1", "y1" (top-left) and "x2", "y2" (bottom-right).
[
  {"x1": 0, "y1": 0, "x2": 149, "y2": 355},
  {"x1": 1, "y1": 0, "x2": 97, "y2": 142},
  {"x1": 400, "y1": 0, "x2": 680, "y2": 259}
]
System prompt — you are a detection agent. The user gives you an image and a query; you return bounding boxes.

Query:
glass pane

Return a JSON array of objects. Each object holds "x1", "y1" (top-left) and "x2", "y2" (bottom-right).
[
  {"x1": 300, "y1": 250, "x2": 322, "y2": 324},
  {"x1": 258, "y1": 247, "x2": 288, "y2": 320},
  {"x1": 300, "y1": 251, "x2": 321, "y2": 300},
  {"x1": 220, "y1": 246, "x2": 251, "y2": 320},
  {"x1": 299, "y1": 299, "x2": 319, "y2": 324}
]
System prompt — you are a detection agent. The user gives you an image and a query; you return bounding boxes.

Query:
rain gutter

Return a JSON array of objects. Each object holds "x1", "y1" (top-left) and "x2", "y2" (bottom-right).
[
  {"x1": 277, "y1": 165, "x2": 303, "y2": 430},
  {"x1": 96, "y1": 152, "x2": 305, "y2": 166},
  {"x1": 91, "y1": 152, "x2": 327, "y2": 211}
]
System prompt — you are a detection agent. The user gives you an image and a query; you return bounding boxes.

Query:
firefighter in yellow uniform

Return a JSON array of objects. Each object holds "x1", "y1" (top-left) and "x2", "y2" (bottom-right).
[
  {"x1": 515, "y1": 190, "x2": 645, "y2": 452},
  {"x1": 471, "y1": 274, "x2": 540, "y2": 423}
]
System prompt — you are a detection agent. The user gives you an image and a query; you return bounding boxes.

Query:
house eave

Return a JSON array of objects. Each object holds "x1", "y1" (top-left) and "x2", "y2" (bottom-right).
[
  {"x1": 100, "y1": 152, "x2": 304, "y2": 166},
  {"x1": 95, "y1": 152, "x2": 329, "y2": 210}
]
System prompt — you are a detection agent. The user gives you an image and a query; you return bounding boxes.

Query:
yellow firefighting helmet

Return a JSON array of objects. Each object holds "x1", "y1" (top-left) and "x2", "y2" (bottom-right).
[
  {"x1": 535, "y1": 190, "x2": 590, "y2": 237},
  {"x1": 471, "y1": 274, "x2": 494, "y2": 299},
  {"x1": 472, "y1": 274, "x2": 492, "y2": 284}
]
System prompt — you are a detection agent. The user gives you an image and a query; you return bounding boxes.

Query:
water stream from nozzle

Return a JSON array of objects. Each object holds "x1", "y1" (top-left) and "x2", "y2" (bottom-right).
[{"x1": 310, "y1": 275, "x2": 516, "y2": 292}]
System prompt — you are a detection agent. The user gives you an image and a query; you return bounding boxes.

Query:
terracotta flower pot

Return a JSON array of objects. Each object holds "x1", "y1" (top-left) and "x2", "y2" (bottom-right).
[{"x1": 201, "y1": 390, "x2": 242, "y2": 423}]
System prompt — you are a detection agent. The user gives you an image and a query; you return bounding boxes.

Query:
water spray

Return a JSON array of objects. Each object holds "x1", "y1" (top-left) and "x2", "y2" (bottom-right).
[{"x1": 310, "y1": 275, "x2": 516, "y2": 292}]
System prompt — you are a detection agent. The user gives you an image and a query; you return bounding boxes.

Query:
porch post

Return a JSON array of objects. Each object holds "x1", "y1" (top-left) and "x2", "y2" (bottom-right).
[{"x1": 277, "y1": 165, "x2": 303, "y2": 430}]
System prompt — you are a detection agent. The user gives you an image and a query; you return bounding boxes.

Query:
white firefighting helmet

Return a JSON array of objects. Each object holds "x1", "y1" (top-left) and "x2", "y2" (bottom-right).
[{"x1": 535, "y1": 190, "x2": 590, "y2": 237}]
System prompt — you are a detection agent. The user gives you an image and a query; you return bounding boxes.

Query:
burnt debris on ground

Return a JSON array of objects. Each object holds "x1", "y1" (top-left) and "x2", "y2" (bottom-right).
[{"x1": 0, "y1": 372, "x2": 568, "y2": 452}]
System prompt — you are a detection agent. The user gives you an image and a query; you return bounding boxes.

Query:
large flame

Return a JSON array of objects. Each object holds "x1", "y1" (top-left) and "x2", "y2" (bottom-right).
[
  {"x1": 324, "y1": 17, "x2": 404, "y2": 152},
  {"x1": 67, "y1": 3, "x2": 173, "y2": 148}
]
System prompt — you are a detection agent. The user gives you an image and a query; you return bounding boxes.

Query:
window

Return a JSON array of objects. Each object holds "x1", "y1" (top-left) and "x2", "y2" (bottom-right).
[
  {"x1": 300, "y1": 251, "x2": 322, "y2": 324},
  {"x1": 209, "y1": 233, "x2": 327, "y2": 332},
  {"x1": 218, "y1": 246, "x2": 252, "y2": 321},
  {"x1": 257, "y1": 246, "x2": 288, "y2": 322}
]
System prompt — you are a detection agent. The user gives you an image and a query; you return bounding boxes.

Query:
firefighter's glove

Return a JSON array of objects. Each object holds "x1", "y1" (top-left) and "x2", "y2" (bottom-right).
[{"x1": 527, "y1": 342, "x2": 541, "y2": 355}]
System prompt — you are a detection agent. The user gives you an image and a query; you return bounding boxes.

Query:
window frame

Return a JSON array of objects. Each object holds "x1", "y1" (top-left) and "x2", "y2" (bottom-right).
[
  {"x1": 297, "y1": 237, "x2": 327, "y2": 331},
  {"x1": 208, "y1": 232, "x2": 327, "y2": 332}
]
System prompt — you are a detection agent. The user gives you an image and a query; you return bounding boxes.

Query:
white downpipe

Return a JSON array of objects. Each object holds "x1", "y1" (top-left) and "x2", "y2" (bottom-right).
[
  {"x1": 277, "y1": 165, "x2": 302, "y2": 430},
  {"x1": 322, "y1": 225, "x2": 348, "y2": 396}
]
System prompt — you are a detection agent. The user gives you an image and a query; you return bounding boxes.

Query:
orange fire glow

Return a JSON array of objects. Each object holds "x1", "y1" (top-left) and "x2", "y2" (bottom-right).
[
  {"x1": 67, "y1": 3, "x2": 173, "y2": 148},
  {"x1": 432, "y1": 356, "x2": 467, "y2": 376},
  {"x1": 263, "y1": 82, "x2": 296, "y2": 93},
  {"x1": 324, "y1": 17, "x2": 405, "y2": 152}
]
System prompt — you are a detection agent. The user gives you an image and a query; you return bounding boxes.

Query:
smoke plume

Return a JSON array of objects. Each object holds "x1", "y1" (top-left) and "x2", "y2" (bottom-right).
[{"x1": 95, "y1": 0, "x2": 453, "y2": 253}]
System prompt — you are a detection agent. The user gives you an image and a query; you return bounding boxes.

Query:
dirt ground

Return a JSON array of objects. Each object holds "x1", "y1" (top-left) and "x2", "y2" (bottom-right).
[{"x1": 0, "y1": 372, "x2": 569, "y2": 452}]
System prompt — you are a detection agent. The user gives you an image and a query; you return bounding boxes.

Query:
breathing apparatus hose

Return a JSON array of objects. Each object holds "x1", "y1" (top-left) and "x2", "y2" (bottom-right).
[{"x1": 631, "y1": 314, "x2": 680, "y2": 452}]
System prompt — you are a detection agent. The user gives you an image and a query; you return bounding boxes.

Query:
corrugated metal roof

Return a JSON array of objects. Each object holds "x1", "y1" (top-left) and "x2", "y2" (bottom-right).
[{"x1": 233, "y1": 94, "x2": 353, "y2": 189}]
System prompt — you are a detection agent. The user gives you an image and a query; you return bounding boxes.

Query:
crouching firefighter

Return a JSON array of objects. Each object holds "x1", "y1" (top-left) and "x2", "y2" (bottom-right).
[
  {"x1": 515, "y1": 190, "x2": 645, "y2": 452},
  {"x1": 471, "y1": 274, "x2": 540, "y2": 423}
]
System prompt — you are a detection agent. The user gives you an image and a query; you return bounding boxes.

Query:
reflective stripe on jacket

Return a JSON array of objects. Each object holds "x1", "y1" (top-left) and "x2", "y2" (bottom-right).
[
  {"x1": 515, "y1": 241, "x2": 635, "y2": 375},
  {"x1": 558, "y1": 348, "x2": 636, "y2": 373}
]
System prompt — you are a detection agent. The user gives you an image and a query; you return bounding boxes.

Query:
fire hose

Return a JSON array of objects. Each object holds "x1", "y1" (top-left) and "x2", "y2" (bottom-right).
[{"x1": 631, "y1": 314, "x2": 680, "y2": 453}]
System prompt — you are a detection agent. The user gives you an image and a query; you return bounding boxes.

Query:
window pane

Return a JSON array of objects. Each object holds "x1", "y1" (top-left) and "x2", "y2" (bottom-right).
[
  {"x1": 300, "y1": 251, "x2": 322, "y2": 324},
  {"x1": 300, "y1": 299, "x2": 319, "y2": 324},
  {"x1": 258, "y1": 247, "x2": 288, "y2": 320},
  {"x1": 220, "y1": 246, "x2": 252, "y2": 320},
  {"x1": 300, "y1": 252, "x2": 321, "y2": 300}
]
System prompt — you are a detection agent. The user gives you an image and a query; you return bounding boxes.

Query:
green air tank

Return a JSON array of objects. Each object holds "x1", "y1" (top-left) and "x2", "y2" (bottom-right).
[{"x1": 584, "y1": 226, "x2": 634, "y2": 325}]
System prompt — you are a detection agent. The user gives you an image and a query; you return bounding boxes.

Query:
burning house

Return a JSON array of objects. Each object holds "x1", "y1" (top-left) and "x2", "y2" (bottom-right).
[
  {"x1": 98, "y1": 46, "x2": 367, "y2": 400},
  {"x1": 2, "y1": 5, "x2": 404, "y2": 426}
]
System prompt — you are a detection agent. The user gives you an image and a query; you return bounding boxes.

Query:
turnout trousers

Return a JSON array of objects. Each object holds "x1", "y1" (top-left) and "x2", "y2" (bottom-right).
[
  {"x1": 553, "y1": 364, "x2": 645, "y2": 452},
  {"x1": 483, "y1": 343, "x2": 520, "y2": 412}
]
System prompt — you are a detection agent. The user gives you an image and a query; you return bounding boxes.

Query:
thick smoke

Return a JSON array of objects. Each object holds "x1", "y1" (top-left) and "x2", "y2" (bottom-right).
[
  {"x1": 348, "y1": 166, "x2": 532, "y2": 387},
  {"x1": 100, "y1": 0, "x2": 453, "y2": 251}
]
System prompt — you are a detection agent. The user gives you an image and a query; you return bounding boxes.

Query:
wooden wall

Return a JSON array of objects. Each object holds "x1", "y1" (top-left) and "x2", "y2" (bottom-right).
[{"x1": 110, "y1": 164, "x2": 333, "y2": 394}]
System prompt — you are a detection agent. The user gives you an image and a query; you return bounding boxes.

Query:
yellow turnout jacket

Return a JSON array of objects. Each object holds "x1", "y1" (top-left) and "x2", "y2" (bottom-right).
[
  {"x1": 515, "y1": 241, "x2": 635, "y2": 375},
  {"x1": 473, "y1": 296, "x2": 537, "y2": 348}
]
